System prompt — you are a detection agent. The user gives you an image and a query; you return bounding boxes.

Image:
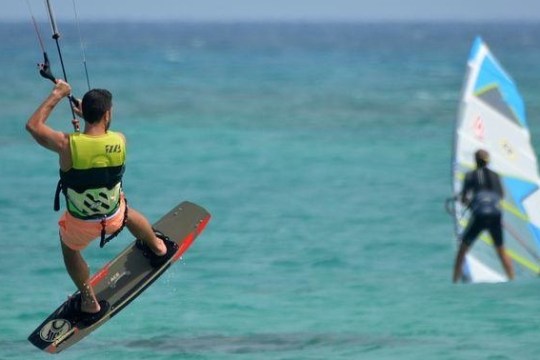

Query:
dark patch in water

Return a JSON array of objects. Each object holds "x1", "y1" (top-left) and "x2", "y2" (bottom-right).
[{"x1": 120, "y1": 332, "x2": 421, "y2": 354}]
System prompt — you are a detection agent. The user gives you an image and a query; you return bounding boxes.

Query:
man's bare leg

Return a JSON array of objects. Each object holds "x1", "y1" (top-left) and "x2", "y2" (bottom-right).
[
  {"x1": 60, "y1": 241, "x2": 100, "y2": 313},
  {"x1": 495, "y1": 246, "x2": 514, "y2": 280},
  {"x1": 126, "y1": 208, "x2": 167, "y2": 256},
  {"x1": 452, "y1": 242, "x2": 468, "y2": 283},
  {"x1": 60, "y1": 208, "x2": 167, "y2": 314}
]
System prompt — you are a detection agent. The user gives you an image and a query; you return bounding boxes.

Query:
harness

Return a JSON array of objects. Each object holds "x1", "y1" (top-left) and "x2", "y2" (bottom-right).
[
  {"x1": 55, "y1": 131, "x2": 128, "y2": 247},
  {"x1": 99, "y1": 197, "x2": 128, "y2": 248},
  {"x1": 54, "y1": 180, "x2": 128, "y2": 248}
]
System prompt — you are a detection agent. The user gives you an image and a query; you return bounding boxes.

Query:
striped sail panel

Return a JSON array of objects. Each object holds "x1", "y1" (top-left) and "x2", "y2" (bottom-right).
[{"x1": 452, "y1": 37, "x2": 540, "y2": 282}]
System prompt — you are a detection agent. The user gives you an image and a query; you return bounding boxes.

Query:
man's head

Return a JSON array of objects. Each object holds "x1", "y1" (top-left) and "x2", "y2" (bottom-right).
[
  {"x1": 82, "y1": 89, "x2": 113, "y2": 126},
  {"x1": 475, "y1": 149, "x2": 490, "y2": 168}
]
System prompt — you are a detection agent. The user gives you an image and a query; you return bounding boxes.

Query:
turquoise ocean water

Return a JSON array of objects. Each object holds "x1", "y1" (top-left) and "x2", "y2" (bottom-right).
[{"x1": 2, "y1": 22, "x2": 540, "y2": 359}]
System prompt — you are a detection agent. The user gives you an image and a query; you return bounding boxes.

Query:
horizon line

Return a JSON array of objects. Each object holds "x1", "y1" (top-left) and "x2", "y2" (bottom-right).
[{"x1": 2, "y1": 18, "x2": 540, "y2": 24}]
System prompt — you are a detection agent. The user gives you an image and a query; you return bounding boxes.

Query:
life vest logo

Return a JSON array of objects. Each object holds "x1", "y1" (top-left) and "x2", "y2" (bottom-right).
[
  {"x1": 39, "y1": 319, "x2": 71, "y2": 342},
  {"x1": 105, "y1": 144, "x2": 122, "y2": 153}
]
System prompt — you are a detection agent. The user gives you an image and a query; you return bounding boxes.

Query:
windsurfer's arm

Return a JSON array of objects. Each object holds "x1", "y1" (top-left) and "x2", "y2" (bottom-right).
[
  {"x1": 460, "y1": 191, "x2": 470, "y2": 206},
  {"x1": 26, "y1": 80, "x2": 71, "y2": 153},
  {"x1": 460, "y1": 173, "x2": 471, "y2": 205},
  {"x1": 494, "y1": 171, "x2": 504, "y2": 198}
]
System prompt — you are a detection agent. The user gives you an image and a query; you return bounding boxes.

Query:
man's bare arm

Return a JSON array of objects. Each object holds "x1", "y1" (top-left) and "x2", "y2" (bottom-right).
[{"x1": 26, "y1": 80, "x2": 71, "y2": 153}]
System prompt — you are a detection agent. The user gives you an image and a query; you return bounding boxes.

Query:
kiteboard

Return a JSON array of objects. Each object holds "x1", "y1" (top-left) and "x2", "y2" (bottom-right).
[{"x1": 28, "y1": 201, "x2": 210, "y2": 353}]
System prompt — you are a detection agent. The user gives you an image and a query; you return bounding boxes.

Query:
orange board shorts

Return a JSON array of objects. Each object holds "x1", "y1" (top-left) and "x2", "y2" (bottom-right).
[{"x1": 59, "y1": 197, "x2": 127, "y2": 251}]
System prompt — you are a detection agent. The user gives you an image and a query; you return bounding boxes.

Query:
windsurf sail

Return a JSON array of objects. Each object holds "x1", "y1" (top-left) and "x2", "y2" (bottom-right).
[{"x1": 451, "y1": 37, "x2": 540, "y2": 283}]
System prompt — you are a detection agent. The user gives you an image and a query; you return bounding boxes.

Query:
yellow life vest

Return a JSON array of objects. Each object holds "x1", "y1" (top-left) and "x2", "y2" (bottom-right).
[
  {"x1": 57, "y1": 131, "x2": 126, "y2": 219},
  {"x1": 70, "y1": 131, "x2": 125, "y2": 170}
]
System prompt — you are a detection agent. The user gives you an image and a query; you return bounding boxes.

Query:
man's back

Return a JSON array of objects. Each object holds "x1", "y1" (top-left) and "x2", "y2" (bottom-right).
[
  {"x1": 463, "y1": 167, "x2": 503, "y2": 217},
  {"x1": 463, "y1": 167, "x2": 503, "y2": 199}
]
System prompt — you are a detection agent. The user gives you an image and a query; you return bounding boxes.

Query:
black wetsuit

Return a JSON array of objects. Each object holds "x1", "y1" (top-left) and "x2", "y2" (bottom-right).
[{"x1": 461, "y1": 167, "x2": 504, "y2": 247}]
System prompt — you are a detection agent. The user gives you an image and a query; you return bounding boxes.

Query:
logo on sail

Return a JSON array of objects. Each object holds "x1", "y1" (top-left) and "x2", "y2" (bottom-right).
[
  {"x1": 499, "y1": 139, "x2": 516, "y2": 160},
  {"x1": 473, "y1": 116, "x2": 485, "y2": 141}
]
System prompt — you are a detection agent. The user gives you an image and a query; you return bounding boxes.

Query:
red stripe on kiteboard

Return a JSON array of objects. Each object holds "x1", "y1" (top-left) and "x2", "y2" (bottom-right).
[
  {"x1": 173, "y1": 233, "x2": 194, "y2": 261},
  {"x1": 172, "y1": 214, "x2": 211, "y2": 262},
  {"x1": 196, "y1": 214, "x2": 211, "y2": 234},
  {"x1": 46, "y1": 344, "x2": 57, "y2": 354},
  {"x1": 89, "y1": 264, "x2": 110, "y2": 287},
  {"x1": 45, "y1": 327, "x2": 79, "y2": 353}
]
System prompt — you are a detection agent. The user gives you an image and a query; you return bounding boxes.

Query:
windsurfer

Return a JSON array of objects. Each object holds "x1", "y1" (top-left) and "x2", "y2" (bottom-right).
[{"x1": 452, "y1": 149, "x2": 515, "y2": 282}]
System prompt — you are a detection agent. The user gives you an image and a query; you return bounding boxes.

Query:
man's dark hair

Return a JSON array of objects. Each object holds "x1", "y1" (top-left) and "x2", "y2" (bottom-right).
[
  {"x1": 82, "y1": 89, "x2": 112, "y2": 124},
  {"x1": 475, "y1": 149, "x2": 490, "y2": 168}
]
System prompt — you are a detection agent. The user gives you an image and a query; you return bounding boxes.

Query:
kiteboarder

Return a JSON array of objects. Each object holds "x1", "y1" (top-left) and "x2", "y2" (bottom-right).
[
  {"x1": 452, "y1": 149, "x2": 514, "y2": 282},
  {"x1": 26, "y1": 80, "x2": 178, "y2": 321}
]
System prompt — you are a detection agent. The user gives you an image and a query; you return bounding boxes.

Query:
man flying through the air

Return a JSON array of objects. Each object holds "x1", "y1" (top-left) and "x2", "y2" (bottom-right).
[{"x1": 26, "y1": 80, "x2": 177, "y2": 322}]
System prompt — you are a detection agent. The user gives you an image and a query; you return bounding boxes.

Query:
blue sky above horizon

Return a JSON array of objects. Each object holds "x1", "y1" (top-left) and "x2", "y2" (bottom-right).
[{"x1": 4, "y1": 0, "x2": 540, "y2": 22}]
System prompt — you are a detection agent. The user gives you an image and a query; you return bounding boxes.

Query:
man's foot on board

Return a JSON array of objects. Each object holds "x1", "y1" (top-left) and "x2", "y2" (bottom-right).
[
  {"x1": 79, "y1": 300, "x2": 109, "y2": 326},
  {"x1": 67, "y1": 294, "x2": 110, "y2": 326},
  {"x1": 136, "y1": 229, "x2": 179, "y2": 268}
]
